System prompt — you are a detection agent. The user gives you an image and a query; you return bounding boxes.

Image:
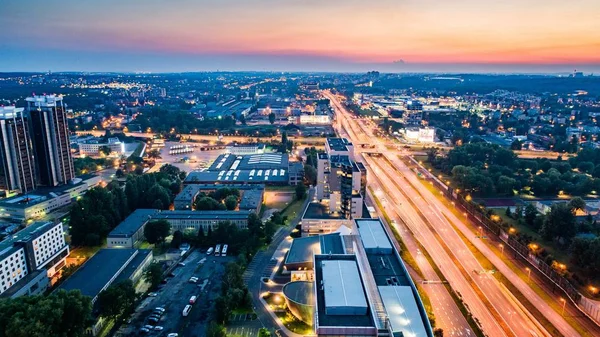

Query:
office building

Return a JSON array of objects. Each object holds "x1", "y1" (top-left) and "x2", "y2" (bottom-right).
[
  {"x1": 107, "y1": 209, "x2": 252, "y2": 248},
  {"x1": 26, "y1": 95, "x2": 75, "y2": 187},
  {"x1": 280, "y1": 218, "x2": 433, "y2": 336},
  {"x1": 0, "y1": 221, "x2": 69, "y2": 298},
  {"x1": 316, "y1": 138, "x2": 364, "y2": 219},
  {"x1": 0, "y1": 107, "x2": 36, "y2": 194},
  {"x1": 403, "y1": 101, "x2": 423, "y2": 126}
]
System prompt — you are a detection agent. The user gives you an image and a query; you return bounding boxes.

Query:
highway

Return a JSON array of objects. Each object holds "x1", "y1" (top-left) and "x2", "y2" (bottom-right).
[{"x1": 324, "y1": 90, "x2": 573, "y2": 337}]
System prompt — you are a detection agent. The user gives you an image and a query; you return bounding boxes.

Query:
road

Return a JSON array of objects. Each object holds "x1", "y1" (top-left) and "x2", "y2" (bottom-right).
[
  {"x1": 75, "y1": 130, "x2": 326, "y2": 146},
  {"x1": 365, "y1": 170, "x2": 474, "y2": 336},
  {"x1": 324, "y1": 90, "x2": 574, "y2": 337},
  {"x1": 243, "y1": 187, "x2": 314, "y2": 336}
]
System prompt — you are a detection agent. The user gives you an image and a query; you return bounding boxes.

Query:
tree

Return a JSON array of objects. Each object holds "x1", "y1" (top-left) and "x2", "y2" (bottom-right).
[
  {"x1": 239, "y1": 113, "x2": 246, "y2": 125},
  {"x1": 195, "y1": 196, "x2": 226, "y2": 211},
  {"x1": 99, "y1": 145, "x2": 112, "y2": 156},
  {"x1": 295, "y1": 183, "x2": 307, "y2": 200},
  {"x1": 115, "y1": 168, "x2": 125, "y2": 178},
  {"x1": 541, "y1": 203, "x2": 577, "y2": 242},
  {"x1": 510, "y1": 139, "x2": 523, "y2": 151},
  {"x1": 268, "y1": 112, "x2": 276, "y2": 125},
  {"x1": 434, "y1": 328, "x2": 444, "y2": 337},
  {"x1": 97, "y1": 280, "x2": 137, "y2": 321},
  {"x1": 0, "y1": 289, "x2": 92, "y2": 337},
  {"x1": 505, "y1": 207, "x2": 512, "y2": 218},
  {"x1": 144, "y1": 263, "x2": 163, "y2": 290},
  {"x1": 144, "y1": 220, "x2": 171, "y2": 245},
  {"x1": 258, "y1": 328, "x2": 271, "y2": 337},
  {"x1": 206, "y1": 322, "x2": 227, "y2": 337},
  {"x1": 224, "y1": 195, "x2": 238, "y2": 210},
  {"x1": 524, "y1": 203, "x2": 538, "y2": 227},
  {"x1": 197, "y1": 225, "x2": 206, "y2": 245},
  {"x1": 147, "y1": 149, "x2": 161, "y2": 159},
  {"x1": 171, "y1": 230, "x2": 183, "y2": 248},
  {"x1": 568, "y1": 197, "x2": 586, "y2": 213},
  {"x1": 304, "y1": 164, "x2": 317, "y2": 186},
  {"x1": 214, "y1": 296, "x2": 231, "y2": 324}
]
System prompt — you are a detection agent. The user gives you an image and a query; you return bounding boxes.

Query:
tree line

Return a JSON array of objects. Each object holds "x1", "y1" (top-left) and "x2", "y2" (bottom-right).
[
  {"x1": 70, "y1": 164, "x2": 185, "y2": 246},
  {"x1": 428, "y1": 143, "x2": 600, "y2": 197}
]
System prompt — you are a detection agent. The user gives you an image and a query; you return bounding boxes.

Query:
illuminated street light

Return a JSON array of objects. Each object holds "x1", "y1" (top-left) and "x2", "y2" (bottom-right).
[
  {"x1": 499, "y1": 243, "x2": 504, "y2": 256},
  {"x1": 525, "y1": 267, "x2": 531, "y2": 282},
  {"x1": 560, "y1": 298, "x2": 567, "y2": 316}
]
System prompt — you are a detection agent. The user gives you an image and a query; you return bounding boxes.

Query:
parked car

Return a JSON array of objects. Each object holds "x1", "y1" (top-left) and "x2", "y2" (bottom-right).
[
  {"x1": 154, "y1": 326, "x2": 164, "y2": 331},
  {"x1": 140, "y1": 327, "x2": 150, "y2": 334},
  {"x1": 178, "y1": 262, "x2": 186, "y2": 266},
  {"x1": 148, "y1": 317, "x2": 159, "y2": 324},
  {"x1": 148, "y1": 292, "x2": 158, "y2": 297},
  {"x1": 189, "y1": 296, "x2": 197, "y2": 304},
  {"x1": 167, "y1": 334, "x2": 179, "y2": 337},
  {"x1": 155, "y1": 307, "x2": 166, "y2": 313}
]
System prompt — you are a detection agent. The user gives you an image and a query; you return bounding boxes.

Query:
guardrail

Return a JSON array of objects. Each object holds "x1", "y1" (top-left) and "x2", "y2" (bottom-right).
[{"x1": 409, "y1": 156, "x2": 600, "y2": 326}]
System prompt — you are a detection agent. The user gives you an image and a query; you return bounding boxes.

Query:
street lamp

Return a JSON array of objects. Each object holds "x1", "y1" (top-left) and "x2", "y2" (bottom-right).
[
  {"x1": 478, "y1": 226, "x2": 483, "y2": 237},
  {"x1": 499, "y1": 243, "x2": 504, "y2": 256},
  {"x1": 525, "y1": 267, "x2": 531, "y2": 282},
  {"x1": 560, "y1": 298, "x2": 567, "y2": 316}
]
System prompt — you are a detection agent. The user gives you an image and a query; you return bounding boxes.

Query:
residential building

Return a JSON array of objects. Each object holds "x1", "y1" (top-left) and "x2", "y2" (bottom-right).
[
  {"x1": 0, "y1": 221, "x2": 69, "y2": 298},
  {"x1": 0, "y1": 107, "x2": 36, "y2": 194},
  {"x1": 26, "y1": 95, "x2": 75, "y2": 187}
]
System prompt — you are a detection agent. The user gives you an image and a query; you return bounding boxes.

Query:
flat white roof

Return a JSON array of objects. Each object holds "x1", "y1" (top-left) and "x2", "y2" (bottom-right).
[
  {"x1": 321, "y1": 260, "x2": 367, "y2": 313},
  {"x1": 378, "y1": 286, "x2": 428, "y2": 337},
  {"x1": 356, "y1": 219, "x2": 392, "y2": 251}
]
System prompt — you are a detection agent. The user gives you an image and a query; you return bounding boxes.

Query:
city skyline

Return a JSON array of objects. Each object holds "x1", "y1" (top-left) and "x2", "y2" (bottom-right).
[{"x1": 1, "y1": 0, "x2": 600, "y2": 73}]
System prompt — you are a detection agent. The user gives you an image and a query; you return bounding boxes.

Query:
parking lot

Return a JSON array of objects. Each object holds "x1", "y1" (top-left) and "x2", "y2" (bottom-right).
[{"x1": 117, "y1": 250, "x2": 234, "y2": 337}]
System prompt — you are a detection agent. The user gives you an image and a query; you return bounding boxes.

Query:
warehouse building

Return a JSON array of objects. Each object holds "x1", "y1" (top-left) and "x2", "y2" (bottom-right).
[{"x1": 184, "y1": 153, "x2": 303, "y2": 186}]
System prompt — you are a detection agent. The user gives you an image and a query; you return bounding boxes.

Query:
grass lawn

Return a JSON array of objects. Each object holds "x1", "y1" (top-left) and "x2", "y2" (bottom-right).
[
  {"x1": 264, "y1": 293, "x2": 313, "y2": 335},
  {"x1": 281, "y1": 197, "x2": 306, "y2": 221}
]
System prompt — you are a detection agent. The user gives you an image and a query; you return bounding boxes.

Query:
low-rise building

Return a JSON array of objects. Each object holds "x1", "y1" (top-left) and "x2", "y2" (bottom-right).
[
  {"x1": 152, "y1": 210, "x2": 252, "y2": 234},
  {"x1": 174, "y1": 184, "x2": 265, "y2": 212},
  {"x1": 224, "y1": 144, "x2": 266, "y2": 155},
  {"x1": 107, "y1": 209, "x2": 253, "y2": 248},
  {"x1": 57, "y1": 248, "x2": 152, "y2": 336},
  {"x1": 0, "y1": 175, "x2": 102, "y2": 223},
  {"x1": 78, "y1": 137, "x2": 125, "y2": 157}
]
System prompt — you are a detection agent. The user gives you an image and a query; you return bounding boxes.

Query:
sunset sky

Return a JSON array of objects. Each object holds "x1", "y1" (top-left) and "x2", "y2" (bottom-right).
[{"x1": 1, "y1": 0, "x2": 599, "y2": 72}]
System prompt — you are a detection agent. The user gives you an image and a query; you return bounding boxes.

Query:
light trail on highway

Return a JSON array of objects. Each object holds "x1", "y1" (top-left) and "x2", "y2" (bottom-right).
[{"x1": 323, "y1": 89, "x2": 579, "y2": 337}]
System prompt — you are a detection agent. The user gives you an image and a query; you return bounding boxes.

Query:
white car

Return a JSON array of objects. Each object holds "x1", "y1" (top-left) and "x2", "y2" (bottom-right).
[
  {"x1": 148, "y1": 292, "x2": 158, "y2": 297},
  {"x1": 143, "y1": 324, "x2": 154, "y2": 330},
  {"x1": 189, "y1": 277, "x2": 198, "y2": 283},
  {"x1": 140, "y1": 327, "x2": 150, "y2": 333},
  {"x1": 154, "y1": 307, "x2": 166, "y2": 313},
  {"x1": 178, "y1": 262, "x2": 186, "y2": 266},
  {"x1": 167, "y1": 334, "x2": 179, "y2": 337},
  {"x1": 154, "y1": 326, "x2": 164, "y2": 331}
]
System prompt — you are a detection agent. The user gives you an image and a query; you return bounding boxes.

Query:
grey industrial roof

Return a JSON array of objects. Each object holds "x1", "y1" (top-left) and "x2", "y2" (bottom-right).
[
  {"x1": 314, "y1": 255, "x2": 373, "y2": 328},
  {"x1": 378, "y1": 286, "x2": 429, "y2": 337},
  {"x1": 356, "y1": 219, "x2": 393, "y2": 252},
  {"x1": 58, "y1": 249, "x2": 138, "y2": 300},
  {"x1": 283, "y1": 281, "x2": 315, "y2": 306},
  {"x1": 175, "y1": 184, "x2": 265, "y2": 204},
  {"x1": 319, "y1": 234, "x2": 345, "y2": 255},
  {"x1": 108, "y1": 209, "x2": 158, "y2": 238},
  {"x1": 327, "y1": 138, "x2": 352, "y2": 152},
  {"x1": 321, "y1": 259, "x2": 368, "y2": 314},
  {"x1": 239, "y1": 189, "x2": 264, "y2": 210},
  {"x1": 115, "y1": 249, "x2": 152, "y2": 283},
  {"x1": 285, "y1": 236, "x2": 320, "y2": 265},
  {"x1": 302, "y1": 202, "x2": 345, "y2": 220},
  {"x1": 208, "y1": 153, "x2": 289, "y2": 171}
]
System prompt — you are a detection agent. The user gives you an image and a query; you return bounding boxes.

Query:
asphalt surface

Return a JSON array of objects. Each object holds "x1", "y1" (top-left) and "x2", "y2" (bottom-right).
[
  {"x1": 324, "y1": 89, "x2": 593, "y2": 337},
  {"x1": 243, "y1": 188, "x2": 313, "y2": 337},
  {"x1": 117, "y1": 251, "x2": 232, "y2": 337}
]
